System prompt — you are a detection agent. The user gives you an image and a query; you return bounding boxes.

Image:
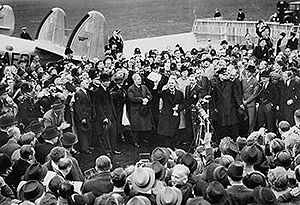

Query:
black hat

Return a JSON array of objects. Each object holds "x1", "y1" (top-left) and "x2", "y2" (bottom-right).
[
  {"x1": 170, "y1": 63, "x2": 177, "y2": 71},
  {"x1": 194, "y1": 179, "x2": 208, "y2": 197},
  {"x1": 99, "y1": 73, "x2": 111, "y2": 82},
  {"x1": 23, "y1": 163, "x2": 48, "y2": 181},
  {"x1": 241, "y1": 144, "x2": 263, "y2": 165},
  {"x1": 246, "y1": 65, "x2": 256, "y2": 73},
  {"x1": 65, "y1": 47, "x2": 73, "y2": 55},
  {"x1": 253, "y1": 187, "x2": 276, "y2": 205},
  {"x1": 41, "y1": 126, "x2": 61, "y2": 140},
  {"x1": 0, "y1": 153, "x2": 12, "y2": 173},
  {"x1": 146, "y1": 161, "x2": 166, "y2": 181},
  {"x1": 220, "y1": 40, "x2": 228, "y2": 45},
  {"x1": 227, "y1": 161, "x2": 244, "y2": 181},
  {"x1": 111, "y1": 167, "x2": 127, "y2": 188},
  {"x1": 65, "y1": 82, "x2": 76, "y2": 93},
  {"x1": 206, "y1": 181, "x2": 229, "y2": 205},
  {"x1": 18, "y1": 180, "x2": 45, "y2": 202},
  {"x1": 260, "y1": 70, "x2": 270, "y2": 78},
  {"x1": 243, "y1": 172, "x2": 267, "y2": 189},
  {"x1": 180, "y1": 154, "x2": 198, "y2": 174},
  {"x1": 134, "y1": 47, "x2": 141, "y2": 55},
  {"x1": 60, "y1": 132, "x2": 78, "y2": 147},
  {"x1": 191, "y1": 48, "x2": 198, "y2": 55},
  {"x1": 20, "y1": 82, "x2": 32, "y2": 93}
]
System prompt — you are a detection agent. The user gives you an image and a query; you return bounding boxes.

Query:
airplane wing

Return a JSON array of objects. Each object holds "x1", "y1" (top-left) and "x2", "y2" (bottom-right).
[{"x1": 35, "y1": 40, "x2": 65, "y2": 56}]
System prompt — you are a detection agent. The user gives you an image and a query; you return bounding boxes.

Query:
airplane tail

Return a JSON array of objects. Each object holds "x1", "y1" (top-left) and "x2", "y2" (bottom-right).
[
  {"x1": 35, "y1": 8, "x2": 67, "y2": 46},
  {"x1": 66, "y1": 11, "x2": 107, "y2": 60},
  {"x1": 0, "y1": 5, "x2": 15, "y2": 35}
]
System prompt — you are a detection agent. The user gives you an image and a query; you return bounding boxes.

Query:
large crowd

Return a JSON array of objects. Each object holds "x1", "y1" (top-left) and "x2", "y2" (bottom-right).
[{"x1": 0, "y1": 18, "x2": 300, "y2": 204}]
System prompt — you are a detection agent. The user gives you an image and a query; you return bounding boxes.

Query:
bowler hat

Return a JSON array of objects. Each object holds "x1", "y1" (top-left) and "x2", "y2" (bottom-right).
[
  {"x1": 191, "y1": 48, "x2": 198, "y2": 55},
  {"x1": 241, "y1": 144, "x2": 263, "y2": 165},
  {"x1": 51, "y1": 103, "x2": 65, "y2": 112},
  {"x1": 180, "y1": 154, "x2": 198, "y2": 174},
  {"x1": 0, "y1": 153, "x2": 12, "y2": 173},
  {"x1": 228, "y1": 161, "x2": 244, "y2": 181},
  {"x1": 206, "y1": 181, "x2": 229, "y2": 205},
  {"x1": 41, "y1": 126, "x2": 61, "y2": 140},
  {"x1": 243, "y1": 172, "x2": 267, "y2": 189},
  {"x1": 270, "y1": 139, "x2": 285, "y2": 154},
  {"x1": 18, "y1": 180, "x2": 45, "y2": 202},
  {"x1": 134, "y1": 47, "x2": 141, "y2": 55},
  {"x1": 253, "y1": 187, "x2": 276, "y2": 205},
  {"x1": 156, "y1": 186, "x2": 182, "y2": 205},
  {"x1": 60, "y1": 132, "x2": 78, "y2": 147},
  {"x1": 151, "y1": 147, "x2": 170, "y2": 165},
  {"x1": 127, "y1": 196, "x2": 151, "y2": 205},
  {"x1": 23, "y1": 163, "x2": 48, "y2": 181},
  {"x1": 131, "y1": 167, "x2": 155, "y2": 193}
]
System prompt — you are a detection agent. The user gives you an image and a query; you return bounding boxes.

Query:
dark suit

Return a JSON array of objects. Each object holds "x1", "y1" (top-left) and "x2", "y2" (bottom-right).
[
  {"x1": 93, "y1": 85, "x2": 117, "y2": 154},
  {"x1": 73, "y1": 89, "x2": 93, "y2": 152},
  {"x1": 278, "y1": 79, "x2": 300, "y2": 125},
  {"x1": 257, "y1": 81, "x2": 280, "y2": 132},
  {"x1": 286, "y1": 37, "x2": 299, "y2": 50},
  {"x1": 196, "y1": 76, "x2": 212, "y2": 98},
  {"x1": 81, "y1": 171, "x2": 113, "y2": 197},
  {"x1": 252, "y1": 45, "x2": 270, "y2": 61},
  {"x1": 157, "y1": 89, "x2": 184, "y2": 146},
  {"x1": 227, "y1": 185, "x2": 254, "y2": 205},
  {"x1": 184, "y1": 83, "x2": 202, "y2": 139},
  {"x1": 242, "y1": 76, "x2": 260, "y2": 133},
  {"x1": 34, "y1": 142, "x2": 55, "y2": 164}
]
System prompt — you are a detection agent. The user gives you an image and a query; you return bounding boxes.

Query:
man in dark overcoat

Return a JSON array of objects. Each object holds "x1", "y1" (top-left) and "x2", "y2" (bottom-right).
[
  {"x1": 93, "y1": 73, "x2": 121, "y2": 155},
  {"x1": 73, "y1": 78, "x2": 94, "y2": 153},
  {"x1": 128, "y1": 73, "x2": 154, "y2": 148},
  {"x1": 211, "y1": 69, "x2": 241, "y2": 142},
  {"x1": 278, "y1": 70, "x2": 300, "y2": 125},
  {"x1": 157, "y1": 78, "x2": 184, "y2": 148}
]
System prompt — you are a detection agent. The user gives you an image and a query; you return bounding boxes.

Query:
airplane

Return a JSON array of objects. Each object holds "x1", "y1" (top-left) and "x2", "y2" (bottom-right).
[{"x1": 0, "y1": 5, "x2": 108, "y2": 66}]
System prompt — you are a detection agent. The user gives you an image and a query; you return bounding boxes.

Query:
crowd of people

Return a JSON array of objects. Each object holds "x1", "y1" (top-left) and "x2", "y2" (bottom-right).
[{"x1": 0, "y1": 17, "x2": 300, "y2": 204}]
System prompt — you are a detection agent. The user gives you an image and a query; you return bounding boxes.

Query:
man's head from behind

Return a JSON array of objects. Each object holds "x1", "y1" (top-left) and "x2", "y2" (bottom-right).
[{"x1": 95, "y1": 155, "x2": 112, "y2": 172}]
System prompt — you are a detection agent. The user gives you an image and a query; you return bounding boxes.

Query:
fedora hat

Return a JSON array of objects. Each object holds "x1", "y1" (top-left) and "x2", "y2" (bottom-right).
[
  {"x1": 70, "y1": 192, "x2": 95, "y2": 205},
  {"x1": 60, "y1": 132, "x2": 78, "y2": 147},
  {"x1": 241, "y1": 143, "x2": 263, "y2": 165},
  {"x1": 41, "y1": 126, "x2": 61, "y2": 140},
  {"x1": 151, "y1": 147, "x2": 170, "y2": 166},
  {"x1": 23, "y1": 163, "x2": 48, "y2": 181},
  {"x1": 146, "y1": 161, "x2": 166, "y2": 181},
  {"x1": 156, "y1": 186, "x2": 182, "y2": 205},
  {"x1": 180, "y1": 154, "x2": 198, "y2": 174},
  {"x1": 227, "y1": 161, "x2": 244, "y2": 181},
  {"x1": 18, "y1": 180, "x2": 45, "y2": 202},
  {"x1": 131, "y1": 167, "x2": 155, "y2": 193},
  {"x1": 127, "y1": 196, "x2": 151, "y2": 205},
  {"x1": 253, "y1": 187, "x2": 276, "y2": 205},
  {"x1": 206, "y1": 181, "x2": 229, "y2": 205},
  {"x1": 0, "y1": 114, "x2": 17, "y2": 129}
]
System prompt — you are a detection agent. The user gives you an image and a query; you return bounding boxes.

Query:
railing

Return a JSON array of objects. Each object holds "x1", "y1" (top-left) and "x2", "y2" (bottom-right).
[{"x1": 192, "y1": 19, "x2": 299, "y2": 46}]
